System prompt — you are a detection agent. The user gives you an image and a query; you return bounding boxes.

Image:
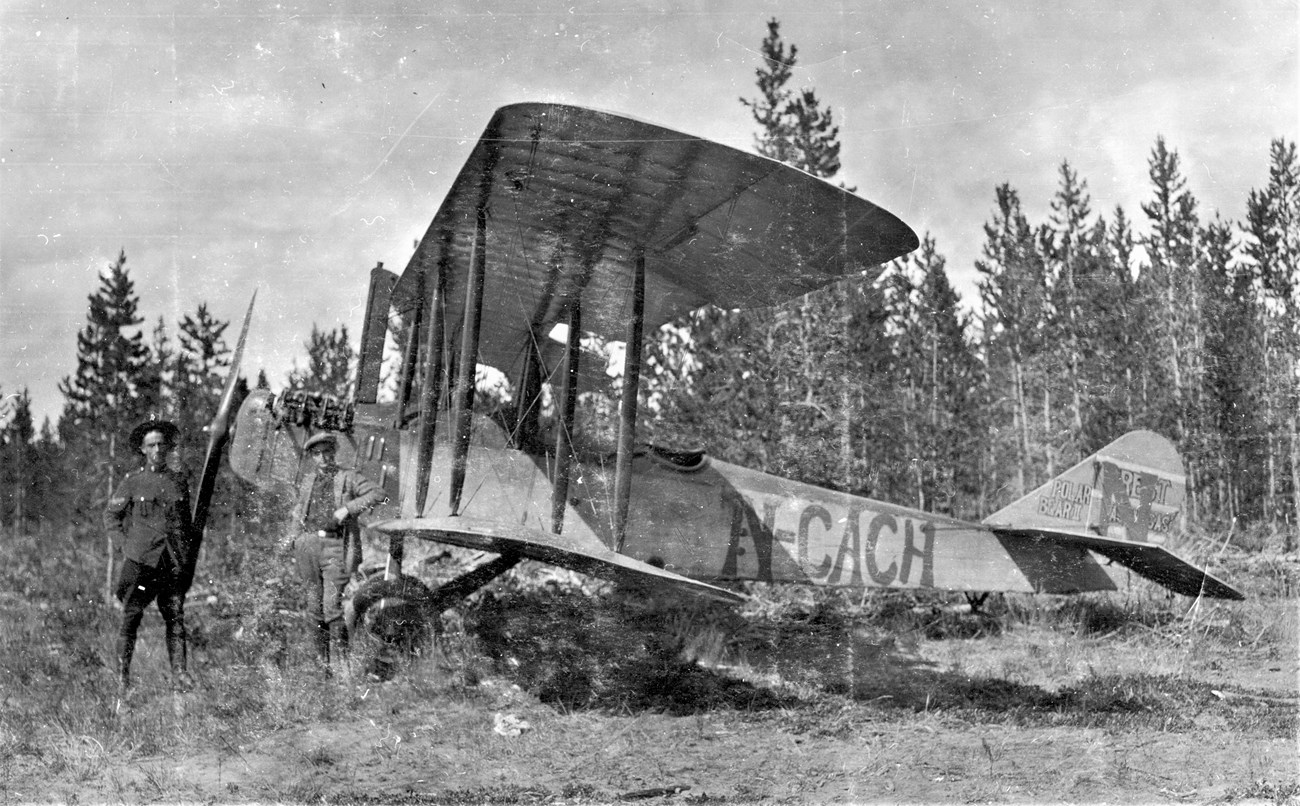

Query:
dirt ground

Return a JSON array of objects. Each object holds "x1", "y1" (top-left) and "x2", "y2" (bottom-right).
[{"x1": 11, "y1": 614, "x2": 1297, "y2": 806}]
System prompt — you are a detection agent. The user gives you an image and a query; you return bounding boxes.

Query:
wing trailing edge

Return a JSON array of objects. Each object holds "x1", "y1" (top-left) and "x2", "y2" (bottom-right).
[{"x1": 992, "y1": 527, "x2": 1244, "y2": 601}]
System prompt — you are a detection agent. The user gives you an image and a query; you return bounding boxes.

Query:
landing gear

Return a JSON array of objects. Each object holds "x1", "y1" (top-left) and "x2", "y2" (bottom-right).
[{"x1": 348, "y1": 552, "x2": 521, "y2": 679}]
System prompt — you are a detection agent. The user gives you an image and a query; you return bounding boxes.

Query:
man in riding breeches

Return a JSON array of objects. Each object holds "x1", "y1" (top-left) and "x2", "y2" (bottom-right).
[
  {"x1": 105, "y1": 419, "x2": 196, "y2": 693},
  {"x1": 290, "y1": 431, "x2": 384, "y2": 672}
]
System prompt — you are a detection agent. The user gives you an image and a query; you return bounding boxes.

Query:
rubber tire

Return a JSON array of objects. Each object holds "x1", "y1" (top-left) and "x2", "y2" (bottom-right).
[{"x1": 350, "y1": 574, "x2": 439, "y2": 652}]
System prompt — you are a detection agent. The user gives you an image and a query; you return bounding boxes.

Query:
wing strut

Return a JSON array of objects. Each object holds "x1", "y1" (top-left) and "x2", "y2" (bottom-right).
[
  {"x1": 394, "y1": 275, "x2": 424, "y2": 427},
  {"x1": 613, "y1": 251, "x2": 646, "y2": 552},
  {"x1": 449, "y1": 208, "x2": 488, "y2": 516},
  {"x1": 512, "y1": 327, "x2": 543, "y2": 450},
  {"x1": 414, "y1": 252, "x2": 447, "y2": 516},
  {"x1": 551, "y1": 298, "x2": 583, "y2": 533}
]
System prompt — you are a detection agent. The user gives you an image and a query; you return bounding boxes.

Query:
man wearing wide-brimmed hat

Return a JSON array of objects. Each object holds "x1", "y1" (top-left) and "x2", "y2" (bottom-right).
[
  {"x1": 104, "y1": 418, "x2": 196, "y2": 694},
  {"x1": 289, "y1": 431, "x2": 384, "y2": 674}
]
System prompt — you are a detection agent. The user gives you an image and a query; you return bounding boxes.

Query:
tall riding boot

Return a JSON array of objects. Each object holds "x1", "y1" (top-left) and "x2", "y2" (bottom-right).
[
  {"x1": 314, "y1": 621, "x2": 332, "y2": 675},
  {"x1": 329, "y1": 620, "x2": 350, "y2": 676},
  {"x1": 330, "y1": 621, "x2": 349, "y2": 659},
  {"x1": 165, "y1": 621, "x2": 194, "y2": 692},
  {"x1": 116, "y1": 635, "x2": 135, "y2": 692}
]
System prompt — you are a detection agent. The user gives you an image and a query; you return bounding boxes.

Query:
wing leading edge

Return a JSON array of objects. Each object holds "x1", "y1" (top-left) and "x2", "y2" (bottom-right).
[
  {"x1": 396, "y1": 102, "x2": 919, "y2": 385},
  {"x1": 374, "y1": 515, "x2": 746, "y2": 604}
]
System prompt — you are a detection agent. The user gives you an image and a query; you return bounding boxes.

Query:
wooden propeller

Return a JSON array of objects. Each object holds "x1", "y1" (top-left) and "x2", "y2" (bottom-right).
[{"x1": 189, "y1": 292, "x2": 256, "y2": 564}]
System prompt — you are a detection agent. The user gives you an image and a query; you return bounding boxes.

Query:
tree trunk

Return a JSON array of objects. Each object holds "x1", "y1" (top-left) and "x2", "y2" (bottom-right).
[
  {"x1": 1290, "y1": 406, "x2": 1300, "y2": 552},
  {"x1": 1013, "y1": 357, "x2": 1028, "y2": 497},
  {"x1": 104, "y1": 433, "x2": 116, "y2": 606}
]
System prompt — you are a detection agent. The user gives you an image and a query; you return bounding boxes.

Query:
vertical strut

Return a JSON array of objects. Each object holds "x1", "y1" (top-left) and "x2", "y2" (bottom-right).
[
  {"x1": 551, "y1": 300, "x2": 583, "y2": 534},
  {"x1": 393, "y1": 271, "x2": 425, "y2": 428},
  {"x1": 413, "y1": 253, "x2": 447, "y2": 517},
  {"x1": 512, "y1": 329, "x2": 543, "y2": 451},
  {"x1": 449, "y1": 209, "x2": 488, "y2": 516},
  {"x1": 613, "y1": 251, "x2": 646, "y2": 552}
]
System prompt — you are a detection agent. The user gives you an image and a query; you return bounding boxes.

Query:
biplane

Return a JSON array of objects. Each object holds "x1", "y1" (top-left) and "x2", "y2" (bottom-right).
[{"x1": 190, "y1": 103, "x2": 1242, "y2": 642}]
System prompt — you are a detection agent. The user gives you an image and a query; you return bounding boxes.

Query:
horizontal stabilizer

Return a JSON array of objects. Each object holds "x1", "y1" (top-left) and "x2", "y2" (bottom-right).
[
  {"x1": 993, "y1": 528, "x2": 1244, "y2": 601},
  {"x1": 375, "y1": 516, "x2": 746, "y2": 604}
]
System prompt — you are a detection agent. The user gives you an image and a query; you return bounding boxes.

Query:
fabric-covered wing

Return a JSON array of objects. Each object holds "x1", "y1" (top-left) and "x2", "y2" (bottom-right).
[
  {"x1": 394, "y1": 102, "x2": 919, "y2": 383},
  {"x1": 993, "y1": 528, "x2": 1245, "y2": 600},
  {"x1": 375, "y1": 515, "x2": 745, "y2": 604}
]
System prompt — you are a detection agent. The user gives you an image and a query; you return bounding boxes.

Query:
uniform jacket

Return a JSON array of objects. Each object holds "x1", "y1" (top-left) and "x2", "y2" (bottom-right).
[{"x1": 104, "y1": 466, "x2": 196, "y2": 569}]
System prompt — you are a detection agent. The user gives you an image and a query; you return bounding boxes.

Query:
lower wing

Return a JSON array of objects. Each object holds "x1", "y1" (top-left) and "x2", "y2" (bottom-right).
[{"x1": 373, "y1": 515, "x2": 745, "y2": 604}]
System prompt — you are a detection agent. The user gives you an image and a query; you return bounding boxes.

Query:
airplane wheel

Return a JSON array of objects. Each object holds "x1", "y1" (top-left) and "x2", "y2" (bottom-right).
[{"x1": 351, "y1": 574, "x2": 439, "y2": 655}]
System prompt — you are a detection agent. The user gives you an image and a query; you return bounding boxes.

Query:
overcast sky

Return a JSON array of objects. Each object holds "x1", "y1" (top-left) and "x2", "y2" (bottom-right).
[{"x1": 2, "y1": 0, "x2": 1296, "y2": 427}]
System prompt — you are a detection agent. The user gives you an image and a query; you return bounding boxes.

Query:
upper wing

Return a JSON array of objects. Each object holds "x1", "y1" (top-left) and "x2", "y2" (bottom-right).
[{"x1": 394, "y1": 102, "x2": 919, "y2": 383}]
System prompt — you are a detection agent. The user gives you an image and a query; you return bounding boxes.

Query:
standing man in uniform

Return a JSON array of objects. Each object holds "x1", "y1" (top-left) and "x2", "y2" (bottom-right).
[
  {"x1": 290, "y1": 431, "x2": 384, "y2": 673},
  {"x1": 105, "y1": 419, "x2": 196, "y2": 693}
]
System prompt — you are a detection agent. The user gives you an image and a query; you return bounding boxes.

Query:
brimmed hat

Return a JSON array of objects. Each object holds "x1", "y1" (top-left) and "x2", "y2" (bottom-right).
[
  {"x1": 303, "y1": 432, "x2": 340, "y2": 452},
  {"x1": 129, "y1": 419, "x2": 179, "y2": 450}
]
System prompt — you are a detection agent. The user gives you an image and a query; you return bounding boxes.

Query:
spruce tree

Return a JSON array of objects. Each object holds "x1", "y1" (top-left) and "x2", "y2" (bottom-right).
[
  {"x1": 890, "y1": 235, "x2": 984, "y2": 515},
  {"x1": 287, "y1": 324, "x2": 356, "y2": 399},
  {"x1": 0, "y1": 389, "x2": 36, "y2": 532},
  {"x1": 175, "y1": 303, "x2": 233, "y2": 460},
  {"x1": 1244, "y1": 138, "x2": 1300, "y2": 539},
  {"x1": 740, "y1": 18, "x2": 842, "y2": 178},
  {"x1": 1140, "y1": 137, "x2": 1203, "y2": 446},
  {"x1": 976, "y1": 184, "x2": 1049, "y2": 498},
  {"x1": 647, "y1": 18, "x2": 864, "y2": 491},
  {"x1": 57, "y1": 250, "x2": 154, "y2": 524},
  {"x1": 1201, "y1": 216, "x2": 1267, "y2": 525}
]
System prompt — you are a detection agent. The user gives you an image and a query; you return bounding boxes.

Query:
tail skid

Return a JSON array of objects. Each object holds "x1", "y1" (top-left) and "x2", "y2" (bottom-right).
[{"x1": 984, "y1": 430, "x2": 1243, "y2": 600}]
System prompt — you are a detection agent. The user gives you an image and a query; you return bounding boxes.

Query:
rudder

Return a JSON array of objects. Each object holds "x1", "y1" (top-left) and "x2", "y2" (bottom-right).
[{"x1": 983, "y1": 430, "x2": 1187, "y2": 546}]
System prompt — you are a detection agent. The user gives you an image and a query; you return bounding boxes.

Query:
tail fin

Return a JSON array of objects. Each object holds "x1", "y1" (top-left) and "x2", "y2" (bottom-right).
[
  {"x1": 984, "y1": 431, "x2": 1243, "y2": 600},
  {"x1": 983, "y1": 430, "x2": 1186, "y2": 544}
]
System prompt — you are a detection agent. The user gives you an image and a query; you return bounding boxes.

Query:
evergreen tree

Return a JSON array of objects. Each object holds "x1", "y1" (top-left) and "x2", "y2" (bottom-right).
[
  {"x1": 1244, "y1": 138, "x2": 1300, "y2": 539},
  {"x1": 889, "y1": 235, "x2": 985, "y2": 515},
  {"x1": 141, "y1": 316, "x2": 173, "y2": 419},
  {"x1": 287, "y1": 324, "x2": 356, "y2": 399},
  {"x1": 1088, "y1": 207, "x2": 1136, "y2": 438},
  {"x1": 976, "y1": 184, "x2": 1049, "y2": 498},
  {"x1": 1201, "y1": 216, "x2": 1267, "y2": 526},
  {"x1": 1140, "y1": 137, "x2": 1203, "y2": 449},
  {"x1": 56, "y1": 250, "x2": 154, "y2": 526},
  {"x1": 647, "y1": 17, "x2": 865, "y2": 492},
  {"x1": 0, "y1": 389, "x2": 36, "y2": 532},
  {"x1": 31, "y1": 417, "x2": 62, "y2": 532},
  {"x1": 1042, "y1": 161, "x2": 1095, "y2": 462},
  {"x1": 740, "y1": 18, "x2": 842, "y2": 178},
  {"x1": 174, "y1": 303, "x2": 232, "y2": 461}
]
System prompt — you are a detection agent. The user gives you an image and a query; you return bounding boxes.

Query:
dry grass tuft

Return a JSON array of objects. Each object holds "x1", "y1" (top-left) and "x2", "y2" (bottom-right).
[{"x1": 0, "y1": 524, "x2": 1295, "y2": 802}]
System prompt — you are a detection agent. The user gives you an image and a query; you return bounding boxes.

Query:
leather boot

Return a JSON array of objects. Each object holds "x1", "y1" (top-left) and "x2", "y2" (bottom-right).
[
  {"x1": 329, "y1": 621, "x2": 349, "y2": 659},
  {"x1": 314, "y1": 621, "x2": 332, "y2": 675},
  {"x1": 116, "y1": 635, "x2": 134, "y2": 692},
  {"x1": 329, "y1": 620, "x2": 350, "y2": 677},
  {"x1": 165, "y1": 621, "x2": 194, "y2": 692}
]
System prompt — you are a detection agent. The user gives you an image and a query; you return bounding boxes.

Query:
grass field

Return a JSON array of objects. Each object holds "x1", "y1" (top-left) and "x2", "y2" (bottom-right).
[{"x1": 0, "y1": 526, "x2": 1296, "y2": 804}]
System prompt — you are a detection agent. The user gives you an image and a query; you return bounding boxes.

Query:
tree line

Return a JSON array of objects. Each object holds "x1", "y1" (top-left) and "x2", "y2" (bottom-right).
[
  {"x1": 637, "y1": 20, "x2": 1299, "y2": 550},
  {"x1": 2, "y1": 19, "x2": 1294, "y2": 554},
  {"x1": 0, "y1": 250, "x2": 354, "y2": 538}
]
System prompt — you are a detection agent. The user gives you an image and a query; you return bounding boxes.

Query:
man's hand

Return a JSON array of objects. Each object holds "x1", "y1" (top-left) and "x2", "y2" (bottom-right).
[{"x1": 333, "y1": 506, "x2": 349, "y2": 523}]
